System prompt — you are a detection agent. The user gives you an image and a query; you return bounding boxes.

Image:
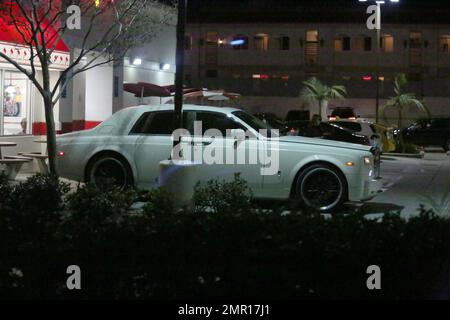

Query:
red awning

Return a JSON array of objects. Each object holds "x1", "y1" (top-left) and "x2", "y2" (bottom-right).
[{"x1": 0, "y1": 2, "x2": 69, "y2": 52}]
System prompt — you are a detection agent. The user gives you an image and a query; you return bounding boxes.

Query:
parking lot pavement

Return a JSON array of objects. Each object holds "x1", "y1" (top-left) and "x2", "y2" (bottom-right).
[{"x1": 346, "y1": 151, "x2": 450, "y2": 218}]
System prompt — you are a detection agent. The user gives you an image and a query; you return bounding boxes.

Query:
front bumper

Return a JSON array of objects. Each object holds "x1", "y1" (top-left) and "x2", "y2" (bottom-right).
[{"x1": 361, "y1": 177, "x2": 383, "y2": 201}]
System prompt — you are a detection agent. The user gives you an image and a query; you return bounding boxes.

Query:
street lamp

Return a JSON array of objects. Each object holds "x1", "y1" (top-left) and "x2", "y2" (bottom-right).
[{"x1": 361, "y1": 0, "x2": 399, "y2": 123}]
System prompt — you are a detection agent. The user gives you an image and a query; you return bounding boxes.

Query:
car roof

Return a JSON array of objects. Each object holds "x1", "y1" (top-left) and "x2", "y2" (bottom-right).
[{"x1": 124, "y1": 104, "x2": 242, "y2": 114}]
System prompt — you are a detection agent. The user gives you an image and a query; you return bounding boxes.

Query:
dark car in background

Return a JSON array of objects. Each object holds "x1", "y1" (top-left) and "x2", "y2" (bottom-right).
[
  {"x1": 285, "y1": 110, "x2": 310, "y2": 135},
  {"x1": 403, "y1": 118, "x2": 450, "y2": 151},
  {"x1": 254, "y1": 112, "x2": 289, "y2": 135},
  {"x1": 328, "y1": 107, "x2": 357, "y2": 121},
  {"x1": 315, "y1": 122, "x2": 370, "y2": 146}
]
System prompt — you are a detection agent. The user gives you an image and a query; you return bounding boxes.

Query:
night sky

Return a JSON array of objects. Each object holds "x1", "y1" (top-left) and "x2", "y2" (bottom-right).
[{"x1": 187, "y1": 0, "x2": 450, "y2": 23}]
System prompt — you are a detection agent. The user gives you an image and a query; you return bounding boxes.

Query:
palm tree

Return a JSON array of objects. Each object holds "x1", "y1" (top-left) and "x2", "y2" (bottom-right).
[
  {"x1": 300, "y1": 77, "x2": 347, "y2": 118},
  {"x1": 382, "y1": 73, "x2": 430, "y2": 152},
  {"x1": 382, "y1": 73, "x2": 430, "y2": 129}
]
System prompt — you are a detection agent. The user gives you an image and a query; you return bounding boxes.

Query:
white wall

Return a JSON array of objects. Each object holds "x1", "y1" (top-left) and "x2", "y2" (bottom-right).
[
  {"x1": 122, "y1": 25, "x2": 176, "y2": 108},
  {"x1": 85, "y1": 65, "x2": 113, "y2": 121}
]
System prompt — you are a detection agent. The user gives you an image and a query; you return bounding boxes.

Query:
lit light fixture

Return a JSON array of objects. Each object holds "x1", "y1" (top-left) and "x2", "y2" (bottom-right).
[
  {"x1": 252, "y1": 74, "x2": 261, "y2": 79},
  {"x1": 362, "y1": 75, "x2": 373, "y2": 81},
  {"x1": 5, "y1": 85, "x2": 15, "y2": 94},
  {"x1": 218, "y1": 39, "x2": 224, "y2": 45},
  {"x1": 133, "y1": 58, "x2": 142, "y2": 66},
  {"x1": 230, "y1": 39, "x2": 245, "y2": 46},
  {"x1": 160, "y1": 63, "x2": 171, "y2": 70}
]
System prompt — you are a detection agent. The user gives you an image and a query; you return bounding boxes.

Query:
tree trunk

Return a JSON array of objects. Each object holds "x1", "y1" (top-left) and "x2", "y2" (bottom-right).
[
  {"x1": 317, "y1": 99, "x2": 323, "y2": 118},
  {"x1": 398, "y1": 106, "x2": 405, "y2": 153},
  {"x1": 320, "y1": 100, "x2": 329, "y2": 120},
  {"x1": 44, "y1": 97, "x2": 57, "y2": 175}
]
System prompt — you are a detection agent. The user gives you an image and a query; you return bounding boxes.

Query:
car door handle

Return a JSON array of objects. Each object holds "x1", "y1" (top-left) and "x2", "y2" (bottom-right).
[{"x1": 194, "y1": 140, "x2": 213, "y2": 146}]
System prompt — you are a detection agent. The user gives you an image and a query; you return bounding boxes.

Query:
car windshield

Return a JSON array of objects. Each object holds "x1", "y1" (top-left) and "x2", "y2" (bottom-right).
[{"x1": 233, "y1": 111, "x2": 273, "y2": 132}]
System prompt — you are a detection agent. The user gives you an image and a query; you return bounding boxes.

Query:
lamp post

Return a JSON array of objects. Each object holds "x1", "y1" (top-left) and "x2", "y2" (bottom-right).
[
  {"x1": 361, "y1": 0, "x2": 399, "y2": 123},
  {"x1": 173, "y1": 0, "x2": 187, "y2": 149}
]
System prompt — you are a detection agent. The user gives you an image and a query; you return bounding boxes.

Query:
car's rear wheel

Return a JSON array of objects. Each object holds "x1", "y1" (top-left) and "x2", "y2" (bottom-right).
[
  {"x1": 86, "y1": 154, "x2": 133, "y2": 190},
  {"x1": 295, "y1": 164, "x2": 348, "y2": 213}
]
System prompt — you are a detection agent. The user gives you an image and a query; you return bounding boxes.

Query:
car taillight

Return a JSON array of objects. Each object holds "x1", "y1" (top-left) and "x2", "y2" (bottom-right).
[
  {"x1": 58, "y1": 151, "x2": 65, "y2": 157},
  {"x1": 329, "y1": 117, "x2": 337, "y2": 121},
  {"x1": 348, "y1": 117, "x2": 356, "y2": 120}
]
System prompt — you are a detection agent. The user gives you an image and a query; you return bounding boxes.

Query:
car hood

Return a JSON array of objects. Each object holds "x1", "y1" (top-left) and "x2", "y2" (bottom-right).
[{"x1": 278, "y1": 135, "x2": 372, "y2": 152}]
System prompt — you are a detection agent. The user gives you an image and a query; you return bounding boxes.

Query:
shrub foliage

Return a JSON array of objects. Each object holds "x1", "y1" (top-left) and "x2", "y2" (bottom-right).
[{"x1": 0, "y1": 174, "x2": 449, "y2": 299}]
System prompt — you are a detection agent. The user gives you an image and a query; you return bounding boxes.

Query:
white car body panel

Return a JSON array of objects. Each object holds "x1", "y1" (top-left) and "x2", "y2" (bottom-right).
[{"x1": 56, "y1": 105, "x2": 382, "y2": 203}]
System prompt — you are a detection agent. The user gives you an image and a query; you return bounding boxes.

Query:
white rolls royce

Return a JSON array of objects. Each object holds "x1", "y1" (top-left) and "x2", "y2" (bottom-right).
[{"x1": 56, "y1": 105, "x2": 382, "y2": 212}]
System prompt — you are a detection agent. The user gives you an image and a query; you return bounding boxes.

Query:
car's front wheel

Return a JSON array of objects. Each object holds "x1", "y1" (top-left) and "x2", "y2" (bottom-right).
[
  {"x1": 295, "y1": 164, "x2": 348, "y2": 213},
  {"x1": 86, "y1": 153, "x2": 133, "y2": 190}
]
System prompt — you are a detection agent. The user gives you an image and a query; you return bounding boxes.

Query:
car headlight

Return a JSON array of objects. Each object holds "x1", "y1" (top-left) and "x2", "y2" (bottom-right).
[{"x1": 363, "y1": 156, "x2": 373, "y2": 166}]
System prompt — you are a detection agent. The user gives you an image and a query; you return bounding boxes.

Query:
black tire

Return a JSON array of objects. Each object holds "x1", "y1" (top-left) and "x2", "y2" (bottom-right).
[
  {"x1": 294, "y1": 164, "x2": 348, "y2": 213},
  {"x1": 86, "y1": 153, "x2": 133, "y2": 190}
]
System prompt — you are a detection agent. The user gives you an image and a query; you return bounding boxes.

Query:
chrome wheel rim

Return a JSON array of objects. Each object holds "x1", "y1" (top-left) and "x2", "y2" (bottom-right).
[{"x1": 300, "y1": 168, "x2": 343, "y2": 211}]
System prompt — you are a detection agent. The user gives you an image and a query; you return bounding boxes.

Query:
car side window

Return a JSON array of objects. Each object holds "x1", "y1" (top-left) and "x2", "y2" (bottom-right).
[
  {"x1": 130, "y1": 111, "x2": 175, "y2": 135},
  {"x1": 195, "y1": 112, "x2": 245, "y2": 136}
]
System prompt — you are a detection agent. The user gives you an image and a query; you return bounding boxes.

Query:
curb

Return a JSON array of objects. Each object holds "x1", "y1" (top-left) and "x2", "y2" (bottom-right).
[{"x1": 382, "y1": 151, "x2": 425, "y2": 159}]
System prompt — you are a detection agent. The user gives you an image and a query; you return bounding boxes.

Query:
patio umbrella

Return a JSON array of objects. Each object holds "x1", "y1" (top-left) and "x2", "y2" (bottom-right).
[{"x1": 124, "y1": 82, "x2": 172, "y2": 104}]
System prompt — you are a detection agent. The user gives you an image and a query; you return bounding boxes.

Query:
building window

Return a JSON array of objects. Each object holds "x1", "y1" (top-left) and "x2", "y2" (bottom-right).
[
  {"x1": 440, "y1": 36, "x2": 450, "y2": 52},
  {"x1": 254, "y1": 34, "x2": 269, "y2": 51},
  {"x1": 305, "y1": 30, "x2": 319, "y2": 65},
  {"x1": 306, "y1": 30, "x2": 318, "y2": 42},
  {"x1": 231, "y1": 35, "x2": 249, "y2": 50},
  {"x1": 270, "y1": 36, "x2": 290, "y2": 50},
  {"x1": 1, "y1": 70, "x2": 30, "y2": 135},
  {"x1": 409, "y1": 32, "x2": 422, "y2": 49},
  {"x1": 381, "y1": 34, "x2": 395, "y2": 52},
  {"x1": 206, "y1": 69, "x2": 218, "y2": 78},
  {"x1": 185, "y1": 35, "x2": 192, "y2": 50},
  {"x1": 334, "y1": 36, "x2": 351, "y2": 51},
  {"x1": 355, "y1": 36, "x2": 372, "y2": 51}
]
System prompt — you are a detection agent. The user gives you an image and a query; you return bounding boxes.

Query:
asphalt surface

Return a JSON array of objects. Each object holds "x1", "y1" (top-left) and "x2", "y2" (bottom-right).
[{"x1": 344, "y1": 149, "x2": 450, "y2": 218}]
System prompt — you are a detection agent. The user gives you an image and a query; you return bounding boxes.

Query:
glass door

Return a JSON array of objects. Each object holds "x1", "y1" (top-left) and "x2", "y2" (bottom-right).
[{"x1": 1, "y1": 70, "x2": 31, "y2": 136}]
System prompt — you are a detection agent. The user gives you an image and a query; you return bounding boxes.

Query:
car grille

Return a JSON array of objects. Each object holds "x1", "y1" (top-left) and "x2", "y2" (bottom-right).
[{"x1": 370, "y1": 147, "x2": 381, "y2": 179}]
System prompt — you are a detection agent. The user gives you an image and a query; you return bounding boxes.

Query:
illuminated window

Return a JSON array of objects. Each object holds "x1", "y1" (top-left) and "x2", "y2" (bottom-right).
[
  {"x1": 355, "y1": 36, "x2": 372, "y2": 51},
  {"x1": 381, "y1": 34, "x2": 394, "y2": 52},
  {"x1": 334, "y1": 36, "x2": 350, "y2": 51},
  {"x1": 440, "y1": 36, "x2": 450, "y2": 53},
  {"x1": 270, "y1": 36, "x2": 290, "y2": 50},
  {"x1": 306, "y1": 30, "x2": 318, "y2": 42},
  {"x1": 254, "y1": 34, "x2": 269, "y2": 51}
]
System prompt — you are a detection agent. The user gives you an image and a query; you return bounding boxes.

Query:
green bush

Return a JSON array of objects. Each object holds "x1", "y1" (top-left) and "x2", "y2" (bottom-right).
[
  {"x1": 0, "y1": 174, "x2": 449, "y2": 299},
  {"x1": 193, "y1": 173, "x2": 253, "y2": 214}
]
